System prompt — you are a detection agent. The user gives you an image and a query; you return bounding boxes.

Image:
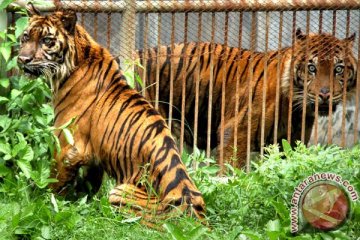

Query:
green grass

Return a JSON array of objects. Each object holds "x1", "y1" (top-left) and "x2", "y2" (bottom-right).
[{"x1": 1, "y1": 143, "x2": 359, "y2": 240}]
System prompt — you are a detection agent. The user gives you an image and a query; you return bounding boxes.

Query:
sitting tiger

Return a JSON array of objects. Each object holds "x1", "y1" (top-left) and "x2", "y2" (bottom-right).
[
  {"x1": 135, "y1": 30, "x2": 357, "y2": 167},
  {"x1": 17, "y1": 4, "x2": 205, "y2": 220}
]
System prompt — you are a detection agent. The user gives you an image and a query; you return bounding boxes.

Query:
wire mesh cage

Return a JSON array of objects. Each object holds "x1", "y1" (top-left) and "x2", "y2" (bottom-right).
[{"x1": 7, "y1": 0, "x2": 360, "y2": 172}]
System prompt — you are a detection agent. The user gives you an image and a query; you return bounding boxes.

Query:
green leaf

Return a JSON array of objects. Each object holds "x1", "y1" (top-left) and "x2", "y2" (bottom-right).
[
  {"x1": 6, "y1": 56, "x2": 18, "y2": 71},
  {"x1": 6, "y1": 33, "x2": 16, "y2": 43},
  {"x1": 240, "y1": 231, "x2": 262, "y2": 240},
  {"x1": 0, "y1": 44, "x2": 11, "y2": 62},
  {"x1": 15, "y1": 17, "x2": 28, "y2": 38},
  {"x1": 0, "y1": 142, "x2": 11, "y2": 155},
  {"x1": 187, "y1": 226, "x2": 207, "y2": 240},
  {"x1": 266, "y1": 219, "x2": 281, "y2": 234},
  {"x1": 135, "y1": 74, "x2": 144, "y2": 88},
  {"x1": 21, "y1": 146, "x2": 34, "y2": 162},
  {"x1": 21, "y1": 94, "x2": 36, "y2": 112},
  {"x1": 50, "y1": 194, "x2": 59, "y2": 213},
  {"x1": 163, "y1": 223, "x2": 186, "y2": 240},
  {"x1": 57, "y1": 117, "x2": 76, "y2": 129},
  {"x1": 0, "y1": 96, "x2": 8, "y2": 104},
  {"x1": 120, "y1": 216, "x2": 142, "y2": 224},
  {"x1": 124, "y1": 71, "x2": 135, "y2": 89},
  {"x1": 17, "y1": 159, "x2": 32, "y2": 178},
  {"x1": 41, "y1": 225, "x2": 51, "y2": 240},
  {"x1": 63, "y1": 128, "x2": 74, "y2": 146},
  {"x1": 282, "y1": 139, "x2": 292, "y2": 154},
  {"x1": 0, "y1": 0, "x2": 13, "y2": 10},
  {"x1": 10, "y1": 89, "x2": 22, "y2": 99},
  {"x1": 0, "y1": 78, "x2": 9, "y2": 88}
]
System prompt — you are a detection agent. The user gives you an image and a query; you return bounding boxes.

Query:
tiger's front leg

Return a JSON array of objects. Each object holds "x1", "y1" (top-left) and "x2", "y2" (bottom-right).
[{"x1": 49, "y1": 144, "x2": 87, "y2": 195}]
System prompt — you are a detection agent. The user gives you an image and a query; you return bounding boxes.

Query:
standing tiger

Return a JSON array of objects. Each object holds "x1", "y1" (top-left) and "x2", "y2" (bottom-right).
[
  {"x1": 136, "y1": 30, "x2": 357, "y2": 167},
  {"x1": 17, "y1": 5, "x2": 205, "y2": 220}
]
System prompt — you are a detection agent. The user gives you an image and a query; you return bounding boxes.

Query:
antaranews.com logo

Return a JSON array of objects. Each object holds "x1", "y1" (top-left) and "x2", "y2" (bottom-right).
[{"x1": 291, "y1": 172, "x2": 359, "y2": 233}]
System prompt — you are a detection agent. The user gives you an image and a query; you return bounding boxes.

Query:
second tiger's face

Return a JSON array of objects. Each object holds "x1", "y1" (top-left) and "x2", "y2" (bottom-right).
[{"x1": 292, "y1": 30, "x2": 357, "y2": 116}]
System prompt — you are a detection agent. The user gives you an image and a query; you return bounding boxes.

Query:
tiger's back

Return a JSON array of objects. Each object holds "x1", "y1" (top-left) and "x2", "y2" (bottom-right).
[{"x1": 136, "y1": 31, "x2": 357, "y2": 166}]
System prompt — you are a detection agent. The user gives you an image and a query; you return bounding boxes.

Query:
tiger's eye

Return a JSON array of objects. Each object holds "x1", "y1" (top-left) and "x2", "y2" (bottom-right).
[
  {"x1": 21, "y1": 33, "x2": 30, "y2": 42},
  {"x1": 334, "y1": 65, "x2": 344, "y2": 75},
  {"x1": 308, "y1": 64, "x2": 316, "y2": 74},
  {"x1": 42, "y1": 37, "x2": 53, "y2": 46}
]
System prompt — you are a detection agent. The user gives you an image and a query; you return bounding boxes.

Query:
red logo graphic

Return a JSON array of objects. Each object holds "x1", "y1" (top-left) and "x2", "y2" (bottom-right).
[{"x1": 301, "y1": 183, "x2": 349, "y2": 230}]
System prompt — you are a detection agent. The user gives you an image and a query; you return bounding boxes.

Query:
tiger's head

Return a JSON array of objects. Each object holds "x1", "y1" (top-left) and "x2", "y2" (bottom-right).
[
  {"x1": 288, "y1": 29, "x2": 357, "y2": 117},
  {"x1": 18, "y1": 4, "x2": 78, "y2": 89}
]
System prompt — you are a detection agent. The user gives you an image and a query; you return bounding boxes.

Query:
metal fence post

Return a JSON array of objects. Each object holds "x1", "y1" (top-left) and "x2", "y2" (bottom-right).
[{"x1": 119, "y1": 0, "x2": 136, "y2": 73}]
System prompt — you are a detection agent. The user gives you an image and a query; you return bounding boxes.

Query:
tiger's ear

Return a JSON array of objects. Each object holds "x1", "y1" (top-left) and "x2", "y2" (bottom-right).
[
  {"x1": 60, "y1": 11, "x2": 77, "y2": 34},
  {"x1": 343, "y1": 33, "x2": 356, "y2": 49},
  {"x1": 295, "y1": 28, "x2": 307, "y2": 41},
  {"x1": 26, "y1": 2, "x2": 41, "y2": 16}
]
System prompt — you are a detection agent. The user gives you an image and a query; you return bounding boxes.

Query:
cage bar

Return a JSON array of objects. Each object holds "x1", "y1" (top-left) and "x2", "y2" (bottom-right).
[
  {"x1": 355, "y1": 15, "x2": 360, "y2": 144},
  {"x1": 287, "y1": 12, "x2": 296, "y2": 143},
  {"x1": 260, "y1": 11, "x2": 269, "y2": 156},
  {"x1": 327, "y1": 10, "x2": 337, "y2": 145},
  {"x1": 168, "y1": 13, "x2": 175, "y2": 131},
  {"x1": 340, "y1": 10, "x2": 351, "y2": 147},
  {"x1": 273, "y1": 11, "x2": 283, "y2": 145},
  {"x1": 301, "y1": 11, "x2": 311, "y2": 143},
  {"x1": 193, "y1": 12, "x2": 202, "y2": 154},
  {"x1": 9, "y1": 0, "x2": 360, "y2": 13},
  {"x1": 206, "y1": 12, "x2": 216, "y2": 159},
  {"x1": 233, "y1": 12, "x2": 244, "y2": 158},
  {"x1": 179, "y1": 12, "x2": 189, "y2": 155}
]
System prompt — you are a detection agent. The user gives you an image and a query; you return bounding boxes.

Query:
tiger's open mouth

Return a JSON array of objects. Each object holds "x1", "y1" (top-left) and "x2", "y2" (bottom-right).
[{"x1": 20, "y1": 65, "x2": 43, "y2": 78}]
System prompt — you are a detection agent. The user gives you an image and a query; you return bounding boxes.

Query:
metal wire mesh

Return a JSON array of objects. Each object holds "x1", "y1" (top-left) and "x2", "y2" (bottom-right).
[{"x1": 9, "y1": 0, "x2": 360, "y2": 172}]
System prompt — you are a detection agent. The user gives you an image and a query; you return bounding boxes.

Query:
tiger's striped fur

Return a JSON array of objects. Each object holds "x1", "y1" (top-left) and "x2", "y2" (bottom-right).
[
  {"x1": 18, "y1": 6, "x2": 205, "y2": 220},
  {"x1": 135, "y1": 30, "x2": 357, "y2": 167}
]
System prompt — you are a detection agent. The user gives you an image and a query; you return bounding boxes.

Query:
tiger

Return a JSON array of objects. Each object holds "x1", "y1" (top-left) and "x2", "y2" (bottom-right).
[
  {"x1": 309, "y1": 96, "x2": 360, "y2": 147},
  {"x1": 135, "y1": 30, "x2": 357, "y2": 167},
  {"x1": 17, "y1": 4, "x2": 205, "y2": 221}
]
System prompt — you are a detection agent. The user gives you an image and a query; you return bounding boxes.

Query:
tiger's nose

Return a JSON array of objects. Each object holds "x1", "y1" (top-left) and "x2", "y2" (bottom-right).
[
  {"x1": 319, "y1": 87, "x2": 330, "y2": 102},
  {"x1": 17, "y1": 55, "x2": 33, "y2": 64}
]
